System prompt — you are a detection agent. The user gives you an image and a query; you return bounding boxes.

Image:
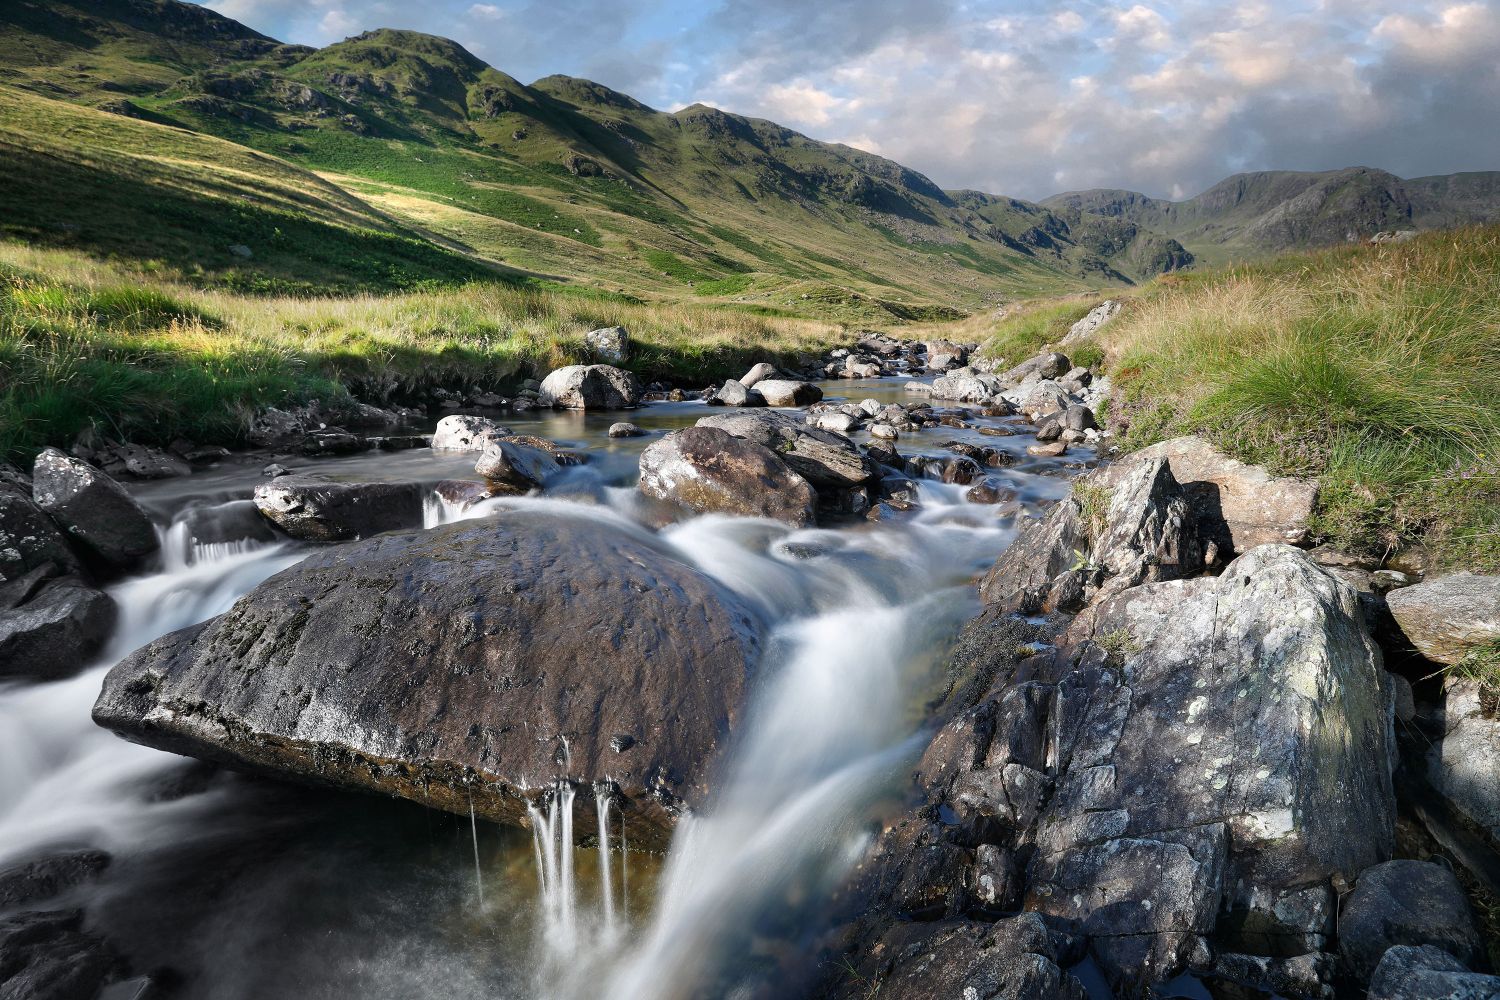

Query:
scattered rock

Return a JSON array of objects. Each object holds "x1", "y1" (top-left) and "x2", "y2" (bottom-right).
[
  {"x1": 538, "y1": 364, "x2": 642, "y2": 410},
  {"x1": 1386, "y1": 573, "x2": 1500, "y2": 665},
  {"x1": 869, "y1": 423, "x2": 899, "y2": 441},
  {"x1": 584, "y1": 325, "x2": 630, "y2": 363},
  {"x1": 251, "y1": 475, "x2": 425, "y2": 542},
  {"x1": 638, "y1": 427, "x2": 816, "y2": 527},
  {"x1": 753, "y1": 379, "x2": 823, "y2": 407},
  {"x1": 1339, "y1": 860, "x2": 1483, "y2": 982},
  {"x1": 431, "y1": 415, "x2": 512, "y2": 452},
  {"x1": 607, "y1": 422, "x2": 643, "y2": 439},
  {"x1": 93, "y1": 510, "x2": 767, "y2": 848},
  {"x1": 262, "y1": 464, "x2": 292, "y2": 479},
  {"x1": 1003, "y1": 351, "x2": 1071, "y2": 383},
  {"x1": 106, "y1": 444, "x2": 190, "y2": 479},
  {"x1": 31, "y1": 448, "x2": 159, "y2": 571}
]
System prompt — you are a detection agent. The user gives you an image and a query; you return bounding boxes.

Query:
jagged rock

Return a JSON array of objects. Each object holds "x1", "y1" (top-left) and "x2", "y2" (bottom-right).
[
  {"x1": 584, "y1": 325, "x2": 629, "y2": 363},
  {"x1": 607, "y1": 422, "x2": 643, "y2": 438},
  {"x1": 0, "y1": 909, "x2": 123, "y2": 1000},
  {"x1": 1003, "y1": 351, "x2": 1071, "y2": 383},
  {"x1": 0, "y1": 571, "x2": 116, "y2": 680},
  {"x1": 538, "y1": 364, "x2": 642, "y2": 409},
  {"x1": 741, "y1": 362, "x2": 777, "y2": 387},
  {"x1": 1386, "y1": 573, "x2": 1500, "y2": 665},
  {"x1": 1369, "y1": 945, "x2": 1500, "y2": 1000},
  {"x1": 1061, "y1": 301, "x2": 1121, "y2": 344},
  {"x1": 1339, "y1": 860, "x2": 1483, "y2": 982},
  {"x1": 431, "y1": 415, "x2": 512, "y2": 452},
  {"x1": 1097, "y1": 436, "x2": 1318, "y2": 552},
  {"x1": 31, "y1": 448, "x2": 158, "y2": 571},
  {"x1": 638, "y1": 427, "x2": 816, "y2": 527},
  {"x1": 179, "y1": 500, "x2": 280, "y2": 549},
  {"x1": 0, "y1": 486, "x2": 82, "y2": 582},
  {"x1": 753, "y1": 379, "x2": 822, "y2": 407},
  {"x1": 251, "y1": 475, "x2": 424, "y2": 542},
  {"x1": 474, "y1": 440, "x2": 559, "y2": 490},
  {"x1": 93, "y1": 510, "x2": 766, "y2": 848}
]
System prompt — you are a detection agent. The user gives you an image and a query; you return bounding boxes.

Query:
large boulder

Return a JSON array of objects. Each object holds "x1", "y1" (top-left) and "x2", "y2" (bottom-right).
[
  {"x1": 0, "y1": 486, "x2": 82, "y2": 582},
  {"x1": 1098, "y1": 436, "x2": 1318, "y2": 552},
  {"x1": 752, "y1": 379, "x2": 822, "y2": 407},
  {"x1": 0, "y1": 569, "x2": 116, "y2": 680},
  {"x1": 93, "y1": 511, "x2": 765, "y2": 848},
  {"x1": 710, "y1": 379, "x2": 763, "y2": 407},
  {"x1": 930, "y1": 372, "x2": 1002, "y2": 403},
  {"x1": 638, "y1": 427, "x2": 816, "y2": 527},
  {"x1": 1338, "y1": 860, "x2": 1483, "y2": 982},
  {"x1": 537, "y1": 364, "x2": 642, "y2": 409},
  {"x1": 696, "y1": 411, "x2": 876, "y2": 493},
  {"x1": 30, "y1": 448, "x2": 158, "y2": 570},
  {"x1": 1369, "y1": 945, "x2": 1500, "y2": 1000},
  {"x1": 1386, "y1": 573, "x2": 1500, "y2": 665},
  {"x1": 741, "y1": 362, "x2": 777, "y2": 388},
  {"x1": 251, "y1": 475, "x2": 424, "y2": 542},
  {"x1": 584, "y1": 325, "x2": 629, "y2": 363},
  {"x1": 431, "y1": 415, "x2": 511, "y2": 452}
]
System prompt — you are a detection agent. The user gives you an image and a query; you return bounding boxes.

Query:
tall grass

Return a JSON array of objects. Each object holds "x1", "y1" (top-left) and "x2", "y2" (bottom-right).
[
  {"x1": 0, "y1": 243, "x2": 841, "y2": 463},
  {"x1": 1100, "y1": 226, "x2": 1500, "y2": 569}
]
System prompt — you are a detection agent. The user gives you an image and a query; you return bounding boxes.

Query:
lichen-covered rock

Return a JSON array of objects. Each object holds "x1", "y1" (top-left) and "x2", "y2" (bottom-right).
[
  {"x1": 431, "y1": 414, "x2": 512, "y2": 452},
  {"x1": 537, "y1": 364, "x2": 642, "y2": 409},
  {"x1": 638, "y1": 427, "x2": 816, "y2": 527},
  {"x1": 584, "y1": 325, "x2": 629, "y2": 362},
  {"x1": 1386, "y1": 573, "x2": 1500, "y2": 665},
  {"x1": 0, "y1": 486, "x2": 81, "y2": 582},
  {"x1": 30, "y1": 448, "x2": 158, "y2": 570},
  {"x1": 1339, "y1": 860, "x2": 1483, "y2": 982},
  {"x1": 93, "y1": 510, "x2": 765, "y2": 849},
  {"x1": 251, "y1": 475, "x2": 424, "y2": 542},
  {"x1": 1424, "y1": 679, "x2": 1500, "y2": 858}
]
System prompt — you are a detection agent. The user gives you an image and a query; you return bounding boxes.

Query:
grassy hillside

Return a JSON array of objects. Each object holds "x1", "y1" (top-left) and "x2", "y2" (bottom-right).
[
  {"x1": 0, "y1": 242, "x2": 838, "y2": 463},
  {"x1": 1002, "y1": 227, "x2": 1498, "y2": 571}
]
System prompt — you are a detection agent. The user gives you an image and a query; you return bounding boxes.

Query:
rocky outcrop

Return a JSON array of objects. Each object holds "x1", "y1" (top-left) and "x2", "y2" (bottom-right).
[
  {"x1": 1424, "y1": 680, "x2": 1500, "y2": 856},
  {"x1": 638, "y1": 427, "x2": 816, "y2": 527},
  {"x1": 251, "y1": 475, "x2": 424, "y2": 542},
  {"x1": 431, "y1": 415, "x2": 511, "y2": 452},
  {"x1": 0, "y1": 569, "x2": 116, "y2": 680},
  {"x1": 1338, "y1": 860, "x2": 1483, "y2": 982},
  {"x1": 1060, "y1": 300, "x2": 1121, "y2": 344},
  {"x1": 93, "y1": 511, "x2": 765, "y2": 849},
  {"x1": 584, "y1": 325, "x2": 630, "y2": 363},
  {"x1": 538, "y1": 364, "x2": 642, "y2": 409},
  {"x1": 1386, "y1": 573, "x2": 1500, "y2": 665},
  {"x1": 30, "y1": 448, "x2": 158, "y2": 571},
  {"x1": 752, "y1": 379, "x2": 822, "y2": 407}
]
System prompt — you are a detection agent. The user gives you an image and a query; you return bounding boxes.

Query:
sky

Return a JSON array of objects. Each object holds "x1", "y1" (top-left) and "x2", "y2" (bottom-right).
[{"x1": 199, "y1": 0, "x2": 1500, "y2": 201}]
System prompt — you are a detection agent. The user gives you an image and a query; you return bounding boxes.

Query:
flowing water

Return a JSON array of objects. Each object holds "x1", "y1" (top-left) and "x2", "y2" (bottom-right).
[{"x1": 0, "y1": 380, "x2": 1087, "y2": 998}]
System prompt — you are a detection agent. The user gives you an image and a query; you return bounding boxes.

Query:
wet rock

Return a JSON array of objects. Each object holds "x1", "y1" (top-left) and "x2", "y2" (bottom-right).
[
  {"x1": 431, "y1": 415, "x2": 512, "y2": 452},
  {"x1": 1386, "y1": 573, "x2": 1500, "y2": 665},
  {"x1": 106, "y1": 444, "x2": 190, "y2": 479},
  {"x1": 1339, "y1": 860, "x2": 1483, "y2": 982},
  {"x1": 696, "y1": 411, "x2": 876, "y2": 494},
  {"x1": 840, "y1": 916, "x2": 1085, "y2": 1000},
  {"x1": 262, "y1": 464, "x2": 292, "y2": 479},
  {"x1": 810, "y1": 410, "x2": 859, "y2": 433},
  {"x1": 93, "y1": 510, "x2": 766, "y2": 848},
  {"x1": 0, "y1": 850, "x2": 111, "y2": 908},
  {"x1": 0, "y1": 486, "x2": 82, "y2": 582},
  {"x1": 710, "y1": 378, "x2": 763, "y2": 407},
  {"x1": 30, "y1": 449, "x2": 158, "y2": 571},
  {"x1": 177, "y1": 500, "x2": 279, "y2": 549},
  {"x1": 607, "y1": 422, "x2": 643, "y2": 439},
  {"x1": 584, "y1": 325, "x2": 629, "y2": 363},
  {"x1": 639, "y1": 427, "x2": 816, "y2": 527},
  {"x1": 251, "y1": 475, "x2": 424, "y2": 542},
  {"x1": 965, "y1": 478, "x2": 1016, "y2": 505},
  {"x1": 0, "y1": 571, "x2": 116, "y2": 680},
  {"x1": 246, "y1": 407, "x2": 306, "y2": 448},
  {"x1": 753, "y1": 379, "x2": 822, "y2": 407},
  {"x1": 869, "y1": 423, "x2": 899, "y2": 441},
  {"x1": 1369, "y1": 945, "x2": 1500, "y2": 1000},
  {"x1": 0, "y1": 909, "x2": 124, "y2": 1000},
  {"x1": 538, "y1": 364, "x2": 642, "y2": 410},
  {"x1": 741, "y1": 362, "x2": 777, "y2": 387},
  {"x1": 433, "y1": 480, "x2": 493, "y2": 511},
  {"x1": 474, "y1": 440, "x2": 559, "y2": 490},
  {"x1": 300, "y1": 429, "x2": 365, "y2": 456}
]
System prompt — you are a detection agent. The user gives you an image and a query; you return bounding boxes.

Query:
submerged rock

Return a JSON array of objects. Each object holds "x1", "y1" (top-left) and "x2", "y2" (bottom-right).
[
  {"x1": 537, "y1": 364, "x2": 642, "y2": 409},
  {"x1": 93, "y1": 511, "x2": 764, "y2": 848},
  {"x1": 31, "y1": 448, "x2": 158, "y2": 571},
  {"x1": 638, "y1": 427, "x2": 816, "y2": 527},
  {"x1": 251, "y1": 475, "x2": 424, "y2": 542}
]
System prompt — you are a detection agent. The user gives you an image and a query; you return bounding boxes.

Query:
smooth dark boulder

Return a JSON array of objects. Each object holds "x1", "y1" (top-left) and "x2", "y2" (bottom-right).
[
  {"x1": 251, "y1": 476, "x2": 424, "y2": 542},
  {"x1": 638, "y1": 427, "x2": 816, "y2": 527},
  {"x1": 0, "y1": 487, "x2": 81, "y2": 582},
  {"x1": 0, "y1": 850, "x2": 111, "y2": 908},
  {"x1": 93, "y1": 511, "x2": 765, "y2": 847},
  {"x1": 1370, "y1": 945, "x2": 1500, "y2": 1000},
  {"x1": 0, "y1": 571, "x2": 116, "y2": 680},
  {"x1": 30, "y1": 449, "x2": 158, "y2": 570},
  {"x1": 1340, "y1": 860, "x2": 1484, "y2": 982}
]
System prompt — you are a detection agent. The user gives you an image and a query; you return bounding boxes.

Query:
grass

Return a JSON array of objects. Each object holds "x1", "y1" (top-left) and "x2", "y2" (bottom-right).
[
  {"x1": 1096, "y1": 226, "x2": 1500, "y2": 570},
  {"x1": 0, "y1": 242, "x2": 842, "y2": 464}
]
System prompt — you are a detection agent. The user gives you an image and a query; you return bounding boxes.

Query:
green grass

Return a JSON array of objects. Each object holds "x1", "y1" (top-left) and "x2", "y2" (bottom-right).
[
  {"x1": 1099, "y1": 227, "x2": 1500, "y2": 570},
  {"x1": 976, "y1": 299, "x2": 1102, "y2": 368}
]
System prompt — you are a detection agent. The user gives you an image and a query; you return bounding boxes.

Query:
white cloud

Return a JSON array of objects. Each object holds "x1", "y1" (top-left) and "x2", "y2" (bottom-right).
[{"x1": 467, "y1": 3, "x2": 504, "y2": 20}]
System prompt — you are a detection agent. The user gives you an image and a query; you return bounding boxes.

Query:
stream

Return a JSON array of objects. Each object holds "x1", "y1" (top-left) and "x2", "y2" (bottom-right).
[{"x1": 0, "y1": 379, "x2": 1090, "y2": 999}]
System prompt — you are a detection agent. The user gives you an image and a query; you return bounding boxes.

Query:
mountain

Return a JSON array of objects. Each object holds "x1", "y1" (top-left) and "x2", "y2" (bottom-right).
[
  {"x1": 0, "y1": 0, "x2": 1494, "y2": 312},
  {"x1": 1044, "y1": 167, "x2": 1500, "y2": 265}
]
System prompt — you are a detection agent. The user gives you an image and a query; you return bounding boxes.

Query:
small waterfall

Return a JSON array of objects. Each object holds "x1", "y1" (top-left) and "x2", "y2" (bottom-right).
[{"x1": 595, "y1": 786, "x2": 616, "y2": 935}]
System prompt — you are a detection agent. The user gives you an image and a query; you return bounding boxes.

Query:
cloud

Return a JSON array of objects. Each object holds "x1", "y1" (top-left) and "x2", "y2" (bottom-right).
[{"x1": 466, "y1": 3, "x2": 503, "y2": 19}]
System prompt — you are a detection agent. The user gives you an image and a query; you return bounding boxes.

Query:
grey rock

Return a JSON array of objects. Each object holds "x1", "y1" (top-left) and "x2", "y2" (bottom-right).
[
  {"x1": 607, "y1": 422, "x2": 643, "y2": 439},
  {"x1": 1004, "y1": 351, "x2": 1072, "y2": 383},
  {"x1": 1061, "y1": 404, "x2": 1097, "y2": 432},
  {"x1": 300, "y1": 430, "x2": 365, "y2": 456},
  {"x1": 93, "y1": 511, "x2": 765, "y2": 848},
  {"x1": 246, "y1": 407, "x2": 306, "y2": 448},
  {"x1": 538, "y1": 364, "x2": 642, "y2": 409},
  {"x1": 0, "y1": 849, "x2": 111, "y2": 908},
  {"x1": 1386, "y1": 573, "x2": 1500, "y2": 665},
  {"x1": 845, "y1": 916, "x2": 1085, "y2": 1000},
  {"x1": 1340, "y1": 860, "x2": 1483, "y2": 982},
  {"x1": 0, "y1": 572, "x2": 116, "y2": 680},
  {"x1": 696, "y1": 411, "x2": 876, "y2": 493},
  {"x1": 1425, "y1": 680, "x2": 1500, "y2": 858},
  {"x1": 639, "y1": 427, "x2": 816, "y2": 527},
  {"x1": 869, "y1": 422, "x2": 899, "y2": 441},
  {"x1": 251, "y1": 475, "x2": 424, "y2": 542},
  {"x1": 109, "y1": 444, "x2": 190, "y2": 479},
  {"x1": 931, "y1": 372, "x2": 1002, "y2": 403},
  {"x1": 711, "y1": 379, "x2": 763, "y2": 407},
  {"x1": 753, "y1": 379, "x2": 822, "y2": 407},
  {"x1": 740, "y1": 362, "x2": 777, "y2": 387},
  {"x1": 584, "y1": 325, "x2": 629, "y2": 363},
  {"x1": 1061, "y1": 301, "x2": 1121, "y2": 344},
  {"x1": 31, "y1": 448, "x2": 158, "y2": 570},
  {"x1": 1370, "y1": 945, "x2": 1500, "y2": 1000},
  {"x1": 0, "y1": 909, "x2": 122, "y2": 1000},
  {"x1": 474, "y1": 440, "x2": 559, "y2": 490},
  {"x1": 431, "y1": 415, "x2": 512, "y2": 452},
  {"x1": 0, "y1": 486, "x2": 81, "y2": 583}
]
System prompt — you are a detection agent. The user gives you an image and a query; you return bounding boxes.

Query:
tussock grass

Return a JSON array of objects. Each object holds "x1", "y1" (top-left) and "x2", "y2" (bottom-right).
[
  {"x1": 0, "y1": 242, "x2": 841, "y2": 464},
  {"x1": 977, "y1": 298, "x2": 1105, "y2": 369},
  {"x1": 1099, "y1": 226, "x2": 1500, "y2": 569}
]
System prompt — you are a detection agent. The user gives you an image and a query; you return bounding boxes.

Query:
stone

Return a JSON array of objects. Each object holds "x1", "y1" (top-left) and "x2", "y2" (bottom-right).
[
  {"x1": 251, "y1": 475, "x2": 425, "y2": 542},
  {"x1": 1386, "y1": 573, "x2": 1500, "y2": 665},
  {"x1": 474, "y1": 440, "x2": 559, "y2": 490},
  {"x1": 431, "y1": 415, "x2": 512, "y2": 452},
  {"x1": 0, "y1": 909, "x2": 123, "y2": 1000},
  {"x1": 109, "y1": 443, "x2": 190, "y2": 479},
  {"x1": 0, "y1": 486, "x2": 82, "y2": 582},
  {"x1": 869, "y1": 423, "x2": 899, "y2": 441},
  {"x1": 300, "y1": 429, "x2": 365, "y2": 456},
  {"x1": 711, "y1": 379, "x2": 763, "y2": 407},
  {"x1": 1061, "y1": 300, "x2": 1121, "y2": 344},
  {"x1": 433, "y1": 480, "x2": 493, "y2": 512},
  {"x1": 246, "y1": 407, "x2": 306, "y2": 448},
  {"x1": 638, "y1": 427, "x2": 816, "y2": 527},
  {"x1": 810, "y1": 410, "x2": 859, "y2": 433},
  {"x1": 538, "y1": 364, "x2": 642, "y2": 409},
  {"x1": 1003, "y1": 351, "x2": 1071, "y2": 383},
  {"x1": 0, "y1": 572, "x2": 116, "y2": 680},
  {"x1": 93, "y1": 510, "x2": 766, "y2": 848},
  {"x1": 966, "y1": 478, "x2": 1016, "y2": 505},
  {"x1": 584, "y1": 325, "x2": 630, "y2": 363},
  {"x1": 31, "y1": 448, "x2": 158, "y2": 570},
  {"x1": 931, "y1": 373, "x2": 1002, "y2": 403},
  {"x1": 753, "y1": 379, "x2": 822, "y2": 407},
  {"x1": 179, "y1": 500, "x2": 280, "y2": 549},
  {"x1": 696, "y1": 411, "x2": 876, "y2": 493},
  {"x1": 1339, "y1": 860, "x2": 1483, "y2": 982},
  {"x1": 607, "y1": 422, "x2": 643, "y2": 439},
  {"x1": 840, "y1": 916, "x2": 1084, "y2": 1000},
  {"x1": 741, "y1": 362, "x2": 777, "y2": 387},
  {"x1": 1369, "y1": 945, "x2": 1500, "y2": 1000},
  {"x1": 1098, "y1": 436, "x2": 1318, "y2": 551},
  {"x1": 1060, "y1": 404, "x2": 1097, "y2": 432},
  {"x1": 1017, "y1": 381, "x2": 1074, "y2": 417},
  {"x1": 1425, "y1": 680, "x2": 1500, "y2": 858},
  {"x1": 1026, "y1": 441, "x2": 1067, "y2": 457},
  {"x1": 0, "y1": 849, "x2": 111, "y2": 908}
]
